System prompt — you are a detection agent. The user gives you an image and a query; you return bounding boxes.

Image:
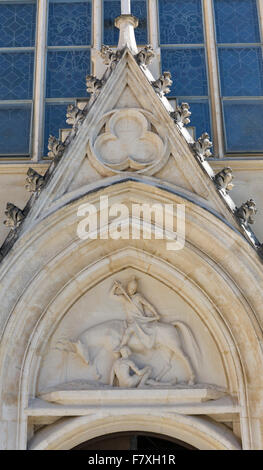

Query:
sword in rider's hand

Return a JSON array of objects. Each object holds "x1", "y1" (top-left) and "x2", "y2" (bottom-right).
[{"x1": 113, "y1": 281, "x2": 157, "y2": 322}]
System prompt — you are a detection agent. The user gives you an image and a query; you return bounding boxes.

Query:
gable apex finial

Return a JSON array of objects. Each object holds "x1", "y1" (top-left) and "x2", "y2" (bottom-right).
[
  {"x1": 115, "y1": 0, "x2": 138, "y2": 54},
  {"x1": 121, "y1": 0, "x2": 131, "y2": 14}
]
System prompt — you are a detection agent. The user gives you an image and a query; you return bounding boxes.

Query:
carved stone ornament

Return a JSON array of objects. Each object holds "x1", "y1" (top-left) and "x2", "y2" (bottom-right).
[
  {"x1": 86, "y1": 74, "x2": 104, "y2": 96},
  {"x1": 214, "y1": 167, "x2": 234, "y2": 192},
  {"x1": 47, "y1": 135, "x2": 66, "y2": 160},
  {"x1": 235, "y1": 199, "x2": 257, "y2": 226},
  {"x1": 66, "y1": 104, "x2": 86, "y2": 130},
  {"x1": 100, "y1": 45, "x2": 122, "y2": 70},
  {"x1": 152, "y1": 72, "x2": 172, "y2": 95},
  {"x1": 87, "y1": 108, "x2": 169, "y2": 176},
  {"x1": 3, "y1": 202, "x2": 24, "y2": 229},
  {"x1": 56, "y1": 277, "x2": 198, "y2": 388},
  {"x1": 25, "y1": 168, "x2": 45, "y2": 194},
  {"x1": 193, "y1": 132, "x2": 213, "y2": 161},
  {"x1": 170, "y1": 102, "x2": 191, "y2": 127},
  {"x1": 136, "y1": 45, "x2": 155, "y2": 66}
]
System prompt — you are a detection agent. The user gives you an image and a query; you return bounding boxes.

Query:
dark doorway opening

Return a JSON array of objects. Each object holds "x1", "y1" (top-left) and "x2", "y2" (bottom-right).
[{"x1": 72, "y1": 431, "x2": 196, "y2": 450}]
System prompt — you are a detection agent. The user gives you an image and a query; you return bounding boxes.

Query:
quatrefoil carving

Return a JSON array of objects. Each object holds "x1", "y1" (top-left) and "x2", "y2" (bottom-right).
[{"x1": 88, "y1": 109, "x2": 168, "y2": 176}]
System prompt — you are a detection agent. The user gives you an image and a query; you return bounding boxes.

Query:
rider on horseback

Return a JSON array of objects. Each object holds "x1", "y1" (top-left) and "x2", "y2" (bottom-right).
[{"x1": 112, "y1": 277, "x2": 160, "y2": 350}]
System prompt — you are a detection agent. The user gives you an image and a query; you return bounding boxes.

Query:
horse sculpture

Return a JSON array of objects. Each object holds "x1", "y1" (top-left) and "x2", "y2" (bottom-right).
[{"x1": 57, "y1": 278, "x2": 200, "y2": 387}]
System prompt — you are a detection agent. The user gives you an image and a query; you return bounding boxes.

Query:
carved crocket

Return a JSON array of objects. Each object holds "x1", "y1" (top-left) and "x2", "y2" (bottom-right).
[
  {"x1": 47, "y1": 135, "x2": 66, "y2": 160},
  {"x1": 235, "y1": 199, "x2": 257, "y2": 226},
  {"x1": 214, "y1": 167, "x2": 234, "y2": 192},
  {"x1": 3, "y1": 202, "x2": 24, "y2": 229},
  {"x1": 25, "y1": 168, "x2": 45, "y2": 194},
  {"x1": 152, "y1": 72, "x2": 172, "y2": 95}
]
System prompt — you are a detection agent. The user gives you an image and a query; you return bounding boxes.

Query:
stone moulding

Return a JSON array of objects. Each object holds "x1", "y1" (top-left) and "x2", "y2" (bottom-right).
[{"x1": 39, "y1": 387, "x2": 229, "y2": 406}]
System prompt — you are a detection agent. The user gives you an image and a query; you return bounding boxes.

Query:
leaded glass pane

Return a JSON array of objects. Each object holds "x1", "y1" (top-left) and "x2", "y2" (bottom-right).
[
  {"x1": 103, "y1": 0, "x2": 147, "y2": 45},
  {"x1": 0, "y1": 2, "x2": 36, "y2": 48},
  {"x1": 218, "y1": 48, "x2": 263, "y2": 97},
  {"x1": 44, "y1": 103, "x2": 71, "y2": 155},
  {"x1": 103, "y1": 1, "x2": 121, "y2": 45},
  {"x1": 161, "y1": 48, "x2": 208, "y2": 96},
  {"x1": 159, "y1": 0, "x2": 204, "y2": 45},
  {"x1": 214, "y1": 0, "x2": 260, "y2": 44},
  {"x1": 48, "y1": 1, "x2": 92, "y2": 46},
  {"x1": 0, "y1": 52, "x2": 34, "y2": 100},
  {"x1": 0, "y1": 105, "x2": 31, "y2": 155},
  {"x1": 46, "y1": 50, "x2": 90, "y2": 98},
  {"x1": 179, "y1": 100, "x2": 211, "y2": 140},
  {"x1": 132, "y1": 0, "x2": 147, "y2": 45},
  {"x1": 223, "y1": 101, "x2": 263, "y2": 152}
]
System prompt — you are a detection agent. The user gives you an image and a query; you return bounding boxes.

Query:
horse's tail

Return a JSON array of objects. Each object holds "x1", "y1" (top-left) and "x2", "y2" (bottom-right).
[
  {"x1": 172, "y1": 321, "x2": 201, "y2": 363},
  {"x1": 55, "y1": 338, "x2": 90, "y2": 365}
]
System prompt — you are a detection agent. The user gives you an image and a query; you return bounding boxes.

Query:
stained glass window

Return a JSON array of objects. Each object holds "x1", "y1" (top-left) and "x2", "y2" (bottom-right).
[
  {"x1": 0, "y1": 1, "x2": 36, "y2": 156},
  {"x1": 180, "y1": 100, "x2": 211, "y2": 141},
  {"x1": 159, "y1": 1, "x2": 210, "y2": 140},
  {"x1": 214, "y1": 0, "x2": 260, "y2": 44},
  {"x1": 159, "y1": 0, "x2": 204, "y2": 45},
  {"x1": 103, "y1": 0, "x2": 147, "y2": 45},
  {"x1": 132, "y1": 0, "x2": 147, "y2": 44},
  {"x1": 46, "y1": 50, "x2": 91, "y2": 98},
  {"x1": 161, "y1": 48, "x2": 208, "y2": 96},
  {"x1": 0, "y1": 2, "x2": 36, "y2": 48},
  {"x1": 223, "y1": 101, "x2": 263, "y2": 152},
  {"x1": 44, "y1": 103, "x2": 72, "y2": 155},
  {"x1": 0, "y1": 52, "x2": 34, "y2": 100},
  {"x1": 214, "y1": 0, "x2": 263, "y2": 153},
  {"x1": 218, "y1": 47, "x2": 263, "y2": 97},
  {"x1": 44, "y1": 1, "x2": 92, "y2": 155},
  {"x1": 0, "y1": 105, "x2": 32, "y2": 155},
  {"x1": 48, "y1": 1, "x2": 92, "y2": 46}
]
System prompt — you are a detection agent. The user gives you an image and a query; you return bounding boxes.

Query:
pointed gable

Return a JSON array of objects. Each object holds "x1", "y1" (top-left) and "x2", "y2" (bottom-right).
[{"x1": 0, "y1": 27, "x2": 261, "y2": 260}]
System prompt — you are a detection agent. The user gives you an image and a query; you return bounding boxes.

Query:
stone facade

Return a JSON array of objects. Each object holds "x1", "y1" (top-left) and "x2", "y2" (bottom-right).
[{"x1": 0, "y1": 6, "x2": 263, "y2": 451}]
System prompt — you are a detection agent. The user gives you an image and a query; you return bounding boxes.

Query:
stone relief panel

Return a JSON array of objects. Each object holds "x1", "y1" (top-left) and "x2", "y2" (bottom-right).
[
  {"x1": 87, "y1": 108, "x2": 169, "y2": 176},
  {"x1": 37, "y1": 271, "x2": 227, "y2": 394}
]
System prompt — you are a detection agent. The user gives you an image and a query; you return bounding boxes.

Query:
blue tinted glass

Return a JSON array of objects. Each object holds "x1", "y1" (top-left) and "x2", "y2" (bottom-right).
[
  {"x1": 0, "y1": 52, "x2": 34, "y2": 100},
  {"x1": 0, "y1": 2, "x2": 36, "y2": 47},
  {"x1": 178, "y1": 100, "x2": 211, "y2": 140},
  {"x1": 214, "y1": 0, "x2": 260, "y2": 44},
  {"x1": 44, "y1": 103, "x2": 71, "y2": 155},
  {"x1": 159, "y1": 0, "x2": 203, "y2": 44},
  {"x1": 223, "y1": 101, "x2": 263, "y2": 152},
  {"x1": 161, "y1": 48, "x2": 208, "y2": 96},
  {"x1": 218, "y1": 48, "x2": 263, "y2": 96},
  {"x1": 132, "y1": 0, "x2": 147, "y2": 44},
  {"x1": 103, "y1": 0, "x2": 147, "y2": 45},
  {"x1": 0, "y1": 106, "x2": 31, "y2": 155},
  {"x1": 46, "y1": 50, "x2": 90, "y2": 98},
  {"x1": 103, "y1": 0, "x2": 120, "y2": 45},
  {"x1": 48, "y1": 1, "x2": 92, "y2": 46}
]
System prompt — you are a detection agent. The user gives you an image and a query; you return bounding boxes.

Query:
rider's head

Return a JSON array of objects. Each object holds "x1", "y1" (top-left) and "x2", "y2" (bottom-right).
[
  {"x1": 120, "y1": 346, "x2": 131, "y2": 358},
  {"x1": 127, "y1": 277, "x2": 137, "y2": 295}
]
